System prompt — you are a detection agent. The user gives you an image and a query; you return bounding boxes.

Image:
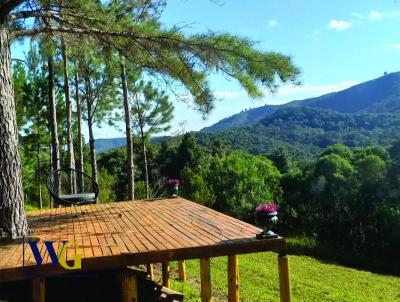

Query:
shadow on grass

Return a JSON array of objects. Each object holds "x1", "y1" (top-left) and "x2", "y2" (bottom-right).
[{"x1": 285, "y1": 235, "x2": 400, "y2": 277}]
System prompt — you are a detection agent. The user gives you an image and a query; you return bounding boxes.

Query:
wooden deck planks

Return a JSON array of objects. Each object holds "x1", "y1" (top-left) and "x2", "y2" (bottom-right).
[{"x1": 0, "y1": 198, "x2": 286, "y2": 282}]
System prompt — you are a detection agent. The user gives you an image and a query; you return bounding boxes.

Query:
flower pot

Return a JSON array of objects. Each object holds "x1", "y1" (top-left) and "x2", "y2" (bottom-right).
[
  {"x1": 255, "y1": 211, "x2": 278, "y2": 239},
  {"x1": 172, "y1": 185, "x2": 178, "y2": 197},
  {"x1": 167, "y1": 185, "x2": 179, "y2": 197}
]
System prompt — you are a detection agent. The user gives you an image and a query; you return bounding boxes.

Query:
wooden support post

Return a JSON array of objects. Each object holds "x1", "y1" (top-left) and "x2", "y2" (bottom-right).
[
  {"x1": 146, "y1": 263, "x2": 154, "y2": 281},
  {"x1": 278, "y1": 254, "x2": 292, "y2": 302},
  {"x1": 32, "y1": 277, "x2": 45, "y2": 302},
  {"x1": 162, "y1": 262, "x2": 171, "y2": 288},
  {"x1": 178, "y1": 260, "x2": 186, "y2": 282},
  {"x1": 200, "y1": 257, "x2": 212, "y2": 302},
  {"x1": 121, "y1": 270, "x2": 138, "y2": 302},
  {"x1": 228, "y1": 255, "x2": 239, "y2": 302}
]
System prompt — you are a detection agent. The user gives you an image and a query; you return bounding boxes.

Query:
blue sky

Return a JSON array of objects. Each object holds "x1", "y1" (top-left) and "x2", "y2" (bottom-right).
[{"x1": 11, "y1": 0, "x2": 400, "y2": 138}]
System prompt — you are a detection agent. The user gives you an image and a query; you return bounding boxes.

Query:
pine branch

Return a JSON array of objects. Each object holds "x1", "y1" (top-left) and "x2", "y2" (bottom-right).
[
  {"x1": 13, "y1": 24, "x2": 143, "y2": 38},
  {"x1": 8, "y1": 9, "x2": 57, "y2": 21}
]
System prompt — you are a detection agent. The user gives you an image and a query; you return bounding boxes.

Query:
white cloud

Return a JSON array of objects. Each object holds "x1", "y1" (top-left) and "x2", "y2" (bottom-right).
[
  {"x1": 213, "y1": 90, "x2": 245, "y2": 99},
  {"x1": 385, "y1": 43, "x2": 400, "y2": 50},
  {"x1": 369, "y1": 10, "x2": 383, "y2": 20},
  {"x1": 329, "y1": 19, "x2": 352, "y2": 31},
  {"x1": 367, "y1": 9, "x2": 400, "y2": 21},
  {"x1": 268, "y1": 20, "x2": 278, "y2": 28}
]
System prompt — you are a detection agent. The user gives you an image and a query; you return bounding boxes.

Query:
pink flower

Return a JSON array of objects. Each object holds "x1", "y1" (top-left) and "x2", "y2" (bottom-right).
[
  {"x1": 255, "y1": 203, "x2": 279, "y2": 213},
  {"x1": 167, "y1": 179, "x2": 180, "y2": 186}
]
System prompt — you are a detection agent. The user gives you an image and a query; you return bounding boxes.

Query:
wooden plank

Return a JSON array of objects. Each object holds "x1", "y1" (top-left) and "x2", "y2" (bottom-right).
[
  {"x1": 32, "y1": 277, "x2": 45, "y2": 302},
  {"x1": 148, "y1": 201, "x2": 223, "y2": 245},
  {"x1": 278, "y1": 254, "x2": 292, "y2": 302},
  {"x1": 200, "y1": 258, "x2": 212, "y2": 302},
  {"x1": 228, "y1": 255, "x2": 239, "y2": 302},
  {"x1": 137, "y1": 205, "x2": 209, "y2": 247},
  {"x1": 96, "y1": 204, "x2": 121, "y2": 256},
  {"x1": 127, "y1": 202, "x2": 186, "y2": 250},
  {"x1": 120, "y1": 270, "x2": 138, "y2": 302},
  {"x1": 178, "y1": 260, "x2": 186, "y2": 282},
  {"x1": 162, "y1": 262, "x2": 170, "y2": 288}
]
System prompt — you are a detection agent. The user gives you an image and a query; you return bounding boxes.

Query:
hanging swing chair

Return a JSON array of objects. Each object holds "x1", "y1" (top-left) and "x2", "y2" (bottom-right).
[{"x1": 46, "y1": 168, "x2": 99, "y2": 206}]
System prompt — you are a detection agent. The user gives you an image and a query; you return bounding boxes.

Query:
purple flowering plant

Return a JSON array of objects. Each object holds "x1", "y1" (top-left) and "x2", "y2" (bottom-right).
[
  {"x1": 167, "y1": 179, "x2": 180, "y2": 186},
  {"x1": 255, "y1": 203, "x2": 279, "y2": 213}
]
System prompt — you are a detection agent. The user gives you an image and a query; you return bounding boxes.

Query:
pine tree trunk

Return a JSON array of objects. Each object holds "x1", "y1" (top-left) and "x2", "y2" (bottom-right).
[
  {"x1": 135, "y1": 96, "x2": 149, "y2": 199},
  {"x1": 142, "y1": 137, "x2": 149, "y2": 199},
  {"x1": 37, "y1": 144, "x2": 42, "y2": 209},
  {"x1": 120, "y1": 62, "x2": 135, "y2": 200},
  {"x1": 0, "y1": 23, "x2": 28, "y2": 239},
  {"x1": 61, "y1": 40, "x2": 76, "y2": 193},
  {"x1": 48, "y1": 55, "x2": 60, "y2": 206},
  {"x1": 75, "y1": 70, "x2": 84, "y2": 191},
  {"x1": 84, "y1": 76, "x2": 98, "y2": 198}
]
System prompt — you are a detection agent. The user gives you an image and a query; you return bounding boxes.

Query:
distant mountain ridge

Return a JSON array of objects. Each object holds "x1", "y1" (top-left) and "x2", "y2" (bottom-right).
[
  {"x1": 203, "y1": 71, "x2": 400, "y2": 132},
  {"x1": 94, "y1": 72, "x2": 400, "y2": 155},
  {"x1": 94, "y1": 138, "x2": 126, "y2": 154}
]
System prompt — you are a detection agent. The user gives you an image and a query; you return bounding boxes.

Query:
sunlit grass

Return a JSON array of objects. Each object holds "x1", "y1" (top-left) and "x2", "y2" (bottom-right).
[{"x1": 169, "y1": 252, "x2": 400, "y2": 302}]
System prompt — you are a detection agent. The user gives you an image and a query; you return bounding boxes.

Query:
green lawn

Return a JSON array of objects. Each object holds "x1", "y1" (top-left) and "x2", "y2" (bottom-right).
[{"x1": 166, "y1": 252, "x2": 400, "y2": 302}]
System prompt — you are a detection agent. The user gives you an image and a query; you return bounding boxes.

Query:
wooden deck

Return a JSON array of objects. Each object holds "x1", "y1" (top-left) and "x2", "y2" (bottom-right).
[{"x1": 0, "y1": 197, "x2": 286, "y2": 283}]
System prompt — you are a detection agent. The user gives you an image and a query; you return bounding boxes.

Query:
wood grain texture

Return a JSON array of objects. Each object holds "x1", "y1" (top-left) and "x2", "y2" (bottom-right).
[
  {"x1": 228, "y1": 255, "x2": 239, "y2": 302},
  {"x1": 162, "y1": 262, "x2": 170, "y2": 288},
  {"x1": 200, "y1": 257, "x2": 212, "y2": 302},
  {"x1": 278, "y1": 254, "x2": 292, "y2": 302},
  {"x1": 0, "y1": 198, "x2": 286, "y2": 282}
]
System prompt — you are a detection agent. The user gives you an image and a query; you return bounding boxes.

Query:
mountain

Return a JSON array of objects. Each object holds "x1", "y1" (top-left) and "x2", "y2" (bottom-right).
[
  {"x1": 94, "y1": 72, "x2": 400, "y2": 155},
  {"x1": 94, "y1": 138, "x2": 126, "y2": 154},
  {"x1": 203, "y1": 71, "x2": 400, "y2": 132},
  {"x1": 94, "y1": 136, "x2": 172, "y2": 154}
]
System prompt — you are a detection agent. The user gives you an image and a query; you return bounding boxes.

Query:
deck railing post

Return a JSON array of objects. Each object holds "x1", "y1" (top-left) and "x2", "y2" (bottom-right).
[
  {"x1": 120, "y1": 270, "x2": 138, "y2": 302},
  {"x1": 146, "y1": 263, "x2": 154, "y2": 281},
  {"x1": 162, "y1": 262, "x2": 171, "y2": 288},
  {"x1": 200, "y1": 257, "x2": 212, "y2": 302},
  {"x1": 278, "y1": 254, "x2": 292, "y2": 302},
  {"x1": 228, "y1": 255, "x2": 239, "y2": 302},
  {"x1": 32, "y1": 277, "x2": 45, "y2": 302},
  {"x1": 178, "y1": 260, "x2": 186, "y2": 282}
]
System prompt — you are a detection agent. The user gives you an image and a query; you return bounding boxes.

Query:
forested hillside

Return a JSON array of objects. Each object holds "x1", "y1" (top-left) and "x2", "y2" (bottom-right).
[
  {"x1": 97, "y1": 72, "x2": 400, "y2": 157},
  {"x1": 196, "y1": 106, "x2": 400, "y2": 157},
  {"x1": 204, "y1": 71, "x2": 400, "y2": 132}
]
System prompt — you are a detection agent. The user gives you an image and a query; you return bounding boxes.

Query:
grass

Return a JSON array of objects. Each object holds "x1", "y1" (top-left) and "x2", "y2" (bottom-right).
[
  {"x1": 165, "y1": 251, "x2": 400, "y2": 302},
  {"x1": 24, "y1": 203, "x2": 40, "y2": 211}
]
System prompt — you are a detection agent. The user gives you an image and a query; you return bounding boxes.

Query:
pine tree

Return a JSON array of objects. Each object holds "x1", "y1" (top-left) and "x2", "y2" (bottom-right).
[{"x1": 132, "y1": 81, "x2": 173, "y2": 198}]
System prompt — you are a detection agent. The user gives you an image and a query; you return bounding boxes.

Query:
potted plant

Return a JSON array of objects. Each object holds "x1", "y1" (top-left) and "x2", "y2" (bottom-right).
[
  {"x1": 166, "y1": 179, "x2": 180, "y2": 197},
  {"x1": 255, "y1": 203, "x2": 279, "y2": 239}
]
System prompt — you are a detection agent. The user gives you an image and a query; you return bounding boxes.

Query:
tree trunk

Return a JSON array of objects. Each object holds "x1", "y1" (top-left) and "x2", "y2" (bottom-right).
[
  {"x1": 75, "y1": 69, "x2": 84, "y2": 191},
  {"x1": 37, "y1": 144, "x2": 42, "y2": 210},
  {"x1": 84, "y1": 76, "x2": 98, "y2": 198},
  {"x1": 135, "y1": 96, "x2": 149, "y2": 199},
  {"x1": 0, "y1": 23, "x2": 28, "y2": 239},
  {"x1": 48, "y1": 55, "x2": 60, "y2": 206},
  {"x1": 120, "y1": 62, "x2": 135, "y2": 200},
  {"x1": 61, "y1": 40, "x2": 76, "y2": 193}
]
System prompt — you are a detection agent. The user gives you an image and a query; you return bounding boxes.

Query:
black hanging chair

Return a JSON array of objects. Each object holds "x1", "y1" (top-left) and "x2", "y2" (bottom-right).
[{"x1": 46, "y1": 168, "x2": 99, "y2": 206}]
